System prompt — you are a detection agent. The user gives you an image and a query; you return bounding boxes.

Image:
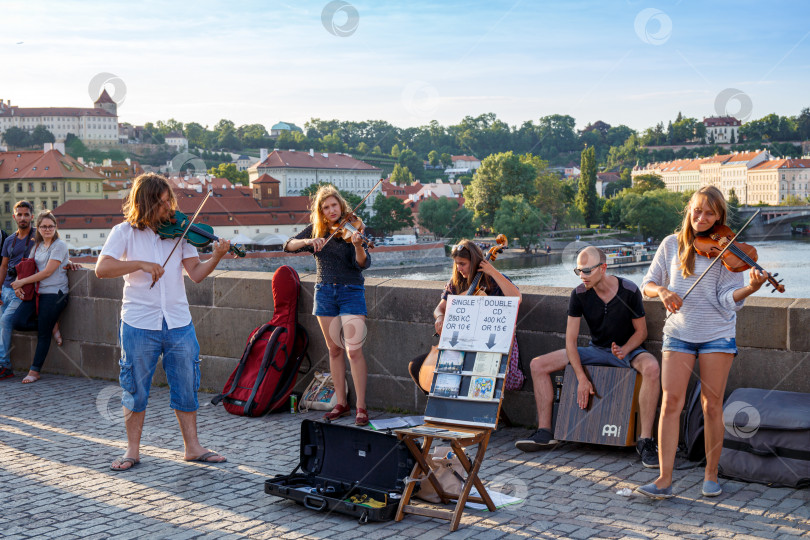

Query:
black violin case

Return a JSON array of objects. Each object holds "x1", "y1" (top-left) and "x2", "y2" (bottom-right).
[{"x1": 264, "y1": 419, "x2": 416, "y2": 523}]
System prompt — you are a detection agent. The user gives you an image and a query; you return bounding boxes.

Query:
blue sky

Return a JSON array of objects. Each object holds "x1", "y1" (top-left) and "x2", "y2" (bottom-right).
[{"x1": 2, "y1": 0, "x2": 809, "y2": 133}]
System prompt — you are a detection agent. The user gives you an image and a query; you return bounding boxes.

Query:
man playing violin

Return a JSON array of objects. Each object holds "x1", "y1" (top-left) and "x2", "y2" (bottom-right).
[
  {"x1": 283, "y1": 184, "x2": 371, "y2": 426},
  {"x1": 637, "y1": 186, "x2": 767, "y2": 499},
  {"x1": 516, "y1": 246, "x2": 661, "y2": 470},
  {"x1": 96, "y1": 173, "x2": 231, "y2": 471}
]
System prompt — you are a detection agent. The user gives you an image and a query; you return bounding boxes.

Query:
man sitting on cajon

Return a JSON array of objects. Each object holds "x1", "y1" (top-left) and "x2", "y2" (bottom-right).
[{"x1": 515, "y1": 246, "x2": 660, "y2": 468}]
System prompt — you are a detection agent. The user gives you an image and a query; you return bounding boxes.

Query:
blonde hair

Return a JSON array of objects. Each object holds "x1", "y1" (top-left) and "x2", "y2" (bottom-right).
[
  {"x1": 123, "y1": 173, "x2": 176, "y2": 231},
  {"x1": 676, "y1": 185, "x2": 727, "y2": 278},
  {"x1": 310, "y1": 184, "x2": 350, "y2": 238},
  {"x1": 34, "y1": 211, "x2": 59, "y2": 244}
]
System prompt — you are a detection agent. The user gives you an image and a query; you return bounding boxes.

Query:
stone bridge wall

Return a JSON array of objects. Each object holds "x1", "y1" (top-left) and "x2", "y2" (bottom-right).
[{"x1": 9, "y1": 268, "x2": 809, "y2": 426}]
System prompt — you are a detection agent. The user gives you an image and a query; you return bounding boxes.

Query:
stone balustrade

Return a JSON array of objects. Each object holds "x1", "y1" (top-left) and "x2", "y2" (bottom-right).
[{"x1": 9, "y1": 268, "x2": 808, "y2": 426}]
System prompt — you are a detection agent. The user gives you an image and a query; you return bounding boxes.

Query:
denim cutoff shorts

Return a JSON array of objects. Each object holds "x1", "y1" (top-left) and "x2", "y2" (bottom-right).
[
  {"x1": 577, "y1": 343, "x2": 648, "y2": 369},
  {"x1": 662, "y1": 336, "x2": 737, "y2": 356},
  {"x1": 313, "y1": 283, "x2": 367, "y2": 317},
  {"x1": 118, "y1": 319, "x2": 201, "y2": 412}
]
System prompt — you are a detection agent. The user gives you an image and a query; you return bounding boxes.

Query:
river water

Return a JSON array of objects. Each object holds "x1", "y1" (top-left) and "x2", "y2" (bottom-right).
[{"x1": 366, "y1": 238, "x2": 810, "y2": 299}]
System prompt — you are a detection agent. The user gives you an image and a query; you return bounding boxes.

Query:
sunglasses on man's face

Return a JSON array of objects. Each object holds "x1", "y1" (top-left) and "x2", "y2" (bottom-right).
[{"x1": 574, "y1": 263, "x2": 603, "y2": 276}]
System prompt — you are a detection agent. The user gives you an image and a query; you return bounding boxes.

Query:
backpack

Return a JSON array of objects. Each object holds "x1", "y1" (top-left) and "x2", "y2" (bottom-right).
[
  {"x1": 211, "y1": 265, "x2": 310, "y2": 416},
  {"x1": 679, "y1": 380, "x2": 706, "y2": 463}
]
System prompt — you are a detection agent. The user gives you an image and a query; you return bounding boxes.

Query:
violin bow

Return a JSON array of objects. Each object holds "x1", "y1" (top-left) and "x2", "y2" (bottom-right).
[
  {"x1": 321, "y1": 178, "x2": 383, "y2": 248},
  {"x1": 150, "y1": 191, "x2": 211, "y2": 289},
  {"x1": 673, "y1": 208, "x2": 761, "y2": 308}
]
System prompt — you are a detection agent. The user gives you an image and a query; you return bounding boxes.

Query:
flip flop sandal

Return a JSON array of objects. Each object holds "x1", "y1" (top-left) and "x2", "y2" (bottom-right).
[
  {"x1": 185, "y1": 451, "x2": 227, "y2": 463},
  {"x1": 110, "y1": 457, "x2": 140, "y2": 472}
]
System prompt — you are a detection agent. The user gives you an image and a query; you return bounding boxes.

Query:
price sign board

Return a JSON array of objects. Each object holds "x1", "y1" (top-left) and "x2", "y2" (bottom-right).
[{"x1": 438, "y1": 295, "x2": 519, "y2": 354}]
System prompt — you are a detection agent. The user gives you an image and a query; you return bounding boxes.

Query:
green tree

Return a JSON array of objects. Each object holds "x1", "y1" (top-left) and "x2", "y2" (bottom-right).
[
  {"x1": 31, "y1": 125, "x2": 55, "y2": 146},
  {"x1": 2, "y1": 127, "x2": 31, "y2": 148},
  {"x1": 356, "y1": 142, "x2": 370, "y2": 155},
  {"x1": 464, "y1": 151, "x2": 538, "y2": 227},
  {"x1": 618, "y1": 189, "x2": 687, "y2": 240},
  {"x1": 418, "y1": 197, "x2": 476, "y2": 240},
  {"x1": 493, "y1": 194, "x2": 546, "y2": 249},
  {"x1": 372, "y1": 145, "x2": 382, "y2": 154},
  {"x1": 390, "y1": 144, "x2": 401, "y2": 157},
  {"x1": 390, "y1": 163, "x2": 415, "y2": 184},
  {"x1": 631, "y1": 173, "x2": 665, "y2": 193},
  {"x1": 208, "y1": 163, "x2": 249, "y2": 185},
  {"x1": 575, "y1": 146, "x2": 598, "y2": 226},
  {"x1": 728, "y1": 187, "x2": 740, "y2": 207},
  {"x1": 398, "y1": 149, "x2": 424, "y2": 180},
  {"x1": 440, "y1": 153, "x2": 452, "y2": 168},
  {"x1": 780, "y1": 194, "x2": 808, "y2": 206},
  {"x1": 428, "y1": 150, "x2": 440, "y2": 167},
  {"x1": 369, "y1": 195, "x2": 414, "y2": 235}
]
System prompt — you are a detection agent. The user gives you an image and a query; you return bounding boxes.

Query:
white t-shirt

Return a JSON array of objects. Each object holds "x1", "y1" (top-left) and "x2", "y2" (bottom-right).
[{"x1": 99, "y1": 222, "x2": 199, "y2": 331}]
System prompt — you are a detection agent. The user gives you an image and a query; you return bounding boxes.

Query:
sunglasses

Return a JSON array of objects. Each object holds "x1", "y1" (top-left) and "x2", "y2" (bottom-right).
[
  {"x1": 451, "y1": 245, "x2": 469, "y2": 256},
  {"x1": 574, "y1": 263, "x2": 603, "y2": 276}
]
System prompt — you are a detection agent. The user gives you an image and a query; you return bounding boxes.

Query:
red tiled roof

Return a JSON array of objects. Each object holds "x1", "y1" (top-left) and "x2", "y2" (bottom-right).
[
  {"x1": 726, "y1": 151, "x2": 765, "y2": 163},
  {"x1": 254, "y1": 173, "x2": 280, "y2": 184},
  {"x1": 704, "y1": 116, "x2": 741, "y2": 127},
  {"x1": 94, "y1": 89, "x2": 115, "y2": 105},
  {"x1": 53, "y1": 192, "x2": 313, "y2": 229},
  {"x1": 0, "y1": 150, "x2": 105, "y2": 180},
  {"x1": 251, "y1": 150, "x2": 380, "y2": 171},
  {"x1": 381, "y1": 180, "x2": 423, "y2": 198},
  {"x1": 750, "y1": 158, "x2": 810, "y2": 171},
  {"x1": 0, "y1": 107, "x2": 115, "y2": 118},
  {"x1": 701, "y1": 154, "x2": 732, "y2": 165},
  {"x1": 451, "y1": 155, "x2": 479, "y2": 161}
]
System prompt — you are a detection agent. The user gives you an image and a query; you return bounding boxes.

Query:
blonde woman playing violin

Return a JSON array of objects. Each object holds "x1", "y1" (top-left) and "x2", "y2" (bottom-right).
[
  {"x1": 637, "y1": 186, "x2": 767, "y2": 500},
  {"x1": 284, "y1": 184, "x2": 372, "y2": 426}
]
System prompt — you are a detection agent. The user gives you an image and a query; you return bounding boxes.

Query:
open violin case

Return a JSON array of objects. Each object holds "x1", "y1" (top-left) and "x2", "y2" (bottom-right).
[{"x1": 265, "y1": 419, "x2": 416, "y2": 523}]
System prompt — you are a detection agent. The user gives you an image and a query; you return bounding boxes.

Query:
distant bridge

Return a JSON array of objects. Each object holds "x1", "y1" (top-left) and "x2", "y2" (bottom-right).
[{"x1": 736, "y1": 206, "x2": 809, "y2": 238}]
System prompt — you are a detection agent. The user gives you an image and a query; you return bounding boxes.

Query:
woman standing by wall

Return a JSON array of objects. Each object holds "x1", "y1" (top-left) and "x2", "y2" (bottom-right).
[
  {"x1": 283, "y1": 185, "x2": 372, "y2": 425},
  {"x1": 11, "y1": 211, "x2": 70, "y2": 384}
]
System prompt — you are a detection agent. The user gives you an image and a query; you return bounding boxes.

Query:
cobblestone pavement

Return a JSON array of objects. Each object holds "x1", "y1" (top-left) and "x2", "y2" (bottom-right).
[{"x1": 1, "y1": 375, "x2": 808, "y2": 539}]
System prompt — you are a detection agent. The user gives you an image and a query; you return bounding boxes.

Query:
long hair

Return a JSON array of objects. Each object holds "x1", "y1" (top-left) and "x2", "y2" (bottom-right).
[
  {"x1": 450, "y1": 239, "x2": 494, "y2": 293},
  {"x1": 677, "y1": 185, "x2": 727, "y2": 278},
  {"x1": 123, "y1": 173, "x2": 176, "y2": 231},
  {"x1": 34, "y1": 211, "x2": 59, "y2": 245},
  {"x1": 310, "y1": 184, "x2": 350, "y2": 238}
]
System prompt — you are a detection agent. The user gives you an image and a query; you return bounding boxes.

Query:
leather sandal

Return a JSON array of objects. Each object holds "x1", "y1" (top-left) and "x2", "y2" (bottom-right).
[
  {"x1": 355, "y1": 407, "x2": 369, "y2": 426},
  {"x1": 323, "y1": 403, "x2": 351, "y2": 421}
]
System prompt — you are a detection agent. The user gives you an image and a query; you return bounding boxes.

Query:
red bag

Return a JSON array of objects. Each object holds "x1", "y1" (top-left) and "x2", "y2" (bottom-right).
[
  {"x1": 211, "y1": 266, "x2": 310, "y2": 416},
  {"x1": 15, "y1": 244, "x2": 38, "y2": 302}
]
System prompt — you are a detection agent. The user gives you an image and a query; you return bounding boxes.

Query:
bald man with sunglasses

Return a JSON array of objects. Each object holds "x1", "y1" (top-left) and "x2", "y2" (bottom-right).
[{"x1": 516, "y1": 246, "x2": 660, "y2": 469}]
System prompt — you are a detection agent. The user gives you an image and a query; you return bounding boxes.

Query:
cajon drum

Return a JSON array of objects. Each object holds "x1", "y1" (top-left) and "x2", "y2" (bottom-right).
[{"x1": 554, "y1": 364, "x2": 641, "y2": 446}]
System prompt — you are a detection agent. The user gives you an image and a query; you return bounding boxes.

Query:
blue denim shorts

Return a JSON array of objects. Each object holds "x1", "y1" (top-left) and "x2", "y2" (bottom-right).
[
  {"x1": 577, "y1": 343, "x2": 648, "y2": 369},
  {"x1": 119, "y1": 319, "x2": 201, "y2": 413},
  {"x1": 313, "y1": 283, "x2": 367, "y2": 317},
  {"x1": 662, "y1": 336, "x2": 737, "y2": 356}
]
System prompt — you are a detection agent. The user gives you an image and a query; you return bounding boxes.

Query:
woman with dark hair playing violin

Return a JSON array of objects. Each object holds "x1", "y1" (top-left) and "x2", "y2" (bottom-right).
[
  {"x1": 636, "y1": 185, "x2": 768, "y2": 499},
  {"x1": 283, "y1": 184, "x2": 372, "y2": 426},
  {"x1": 409, "y1": 239, "x2": 523, "y2": 392},
  {"x1": 96, "y1": 173, "x2": 231, "y2": 471}
]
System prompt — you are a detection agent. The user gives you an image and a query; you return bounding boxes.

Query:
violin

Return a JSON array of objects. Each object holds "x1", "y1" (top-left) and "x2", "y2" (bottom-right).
[
  {"x1": 415, "y1": 234, "x2": 509, "y2": 393},
  {"x1": 157, "y1": 210, "x2": 246, "y2": 258},
  {"x1": 328, "y1": 212, "x2": 375, "y2": 248},
  {"x1": 693, "y1": 224, "x2": 784, "y2": 293}
]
